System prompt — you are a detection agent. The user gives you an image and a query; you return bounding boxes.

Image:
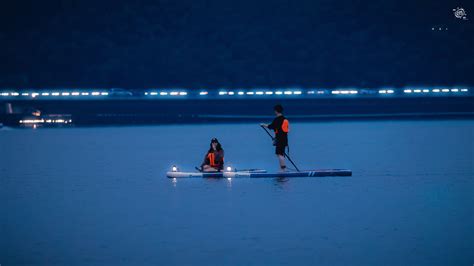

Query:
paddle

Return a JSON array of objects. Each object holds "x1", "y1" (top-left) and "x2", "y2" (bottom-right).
[{"x1": 260, "y1": 125, "x2": 300, "y2": 172}]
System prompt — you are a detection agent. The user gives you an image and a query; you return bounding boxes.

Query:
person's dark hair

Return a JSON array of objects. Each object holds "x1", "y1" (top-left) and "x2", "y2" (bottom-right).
[
  {"x1": 208, "y1": 138, "x2": 223, "y2": 153},
  {"x1": 274, "y1": 104, "x2": 284, "y2": 113}
]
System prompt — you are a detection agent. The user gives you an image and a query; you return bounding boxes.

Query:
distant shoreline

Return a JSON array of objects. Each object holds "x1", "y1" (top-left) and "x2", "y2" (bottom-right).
[
  {"x1": 1, "y1": 97, "x2": 473, "y2": 127},
  {"x1": 1, "y1": 112, "x2": 473, "y2": 129}
]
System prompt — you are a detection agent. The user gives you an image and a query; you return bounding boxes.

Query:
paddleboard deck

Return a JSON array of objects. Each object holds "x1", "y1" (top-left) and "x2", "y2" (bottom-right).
[
  {"x1": 224, "y1": 169, "x2": 352, "y2": 178},
  {"x1": 167, "y1": 169, "x2": 351, "y2": 178},
  {"x1": 167, "y1": 171, "x2": 224, "y2": 178},
  {"x1": 166, "y1": 169, "x2": 266, "y2": 178}
]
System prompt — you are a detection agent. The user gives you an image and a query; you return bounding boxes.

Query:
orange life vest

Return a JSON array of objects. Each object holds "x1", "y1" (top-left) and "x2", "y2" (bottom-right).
[
  {"x1": 275, "y1": 119, "x2": 290, "y2": 134},
  {"x1": 207, "y1": 152, "x2": 217, "y2": 167},
  {"x1": 207, "y1": 151, "x2": 224, "y2": 167}
]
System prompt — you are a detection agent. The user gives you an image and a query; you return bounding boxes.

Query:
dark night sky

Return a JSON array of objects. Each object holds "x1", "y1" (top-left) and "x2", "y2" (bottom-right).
[{"x1": 0, "y1": 0, "x2": 473, "y2": 88}]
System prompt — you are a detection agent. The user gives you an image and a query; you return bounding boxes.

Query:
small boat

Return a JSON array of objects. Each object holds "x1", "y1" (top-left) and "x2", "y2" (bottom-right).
[{"x1": 224, "y1": 169, "x2": 352, "y2": 178}]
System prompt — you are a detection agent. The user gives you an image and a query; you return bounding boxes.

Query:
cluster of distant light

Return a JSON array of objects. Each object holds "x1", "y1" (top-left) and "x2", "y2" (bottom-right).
[
  {"x1": 19, "y1": 119, "x2": 72, "y2": 124},
  {"x1": 330, "y1": 90, "x2": 358, "y2": 95},
  {"x1": 217, "y1": 90, "x2": 304, "y2": 95},
  {"x1": 144, "y1": 91, "x2": 188, "y2": 96},
  {"x1": 0, "y1": 91, "x2": 109, "y2": 98},
  {"x1": 402, "y1": 88, "x2": 468, "y2": 94},
  {"x1": 377, "y1": 90, "x2": 395, "y2": 94}
]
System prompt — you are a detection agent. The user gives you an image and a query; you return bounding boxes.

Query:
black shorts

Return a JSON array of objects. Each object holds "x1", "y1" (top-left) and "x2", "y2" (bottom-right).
[{"x1": 275, "y1": 144, "x2": 286, "y2": 155}]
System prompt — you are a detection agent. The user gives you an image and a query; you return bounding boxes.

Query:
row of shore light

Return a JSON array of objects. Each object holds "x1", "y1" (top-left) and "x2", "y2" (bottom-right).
[
  {"x1": 19, "y1": 119, "x2": 73, "y2": 124},
  {"x1": 215, "y1": 90, "x2": 304, "y2": 95},
  {"x1": 0, "y1": 91, "x2": 109, "y2": 97},
  {"x1": 145, "y1": 88, "x2": 469, "y2": 96},
  {"x1": 0, "y1": 88, "x2": 470, "y2": 98},
  {"x1": 401, "y1": 88, "x2": 469, "y2": 93},
  {"x1": 144, "y1": 91, "x2": 188, "y2": 96},
  {"x1": 145, "y1": 89, "x2": 340, "y2": 96}
]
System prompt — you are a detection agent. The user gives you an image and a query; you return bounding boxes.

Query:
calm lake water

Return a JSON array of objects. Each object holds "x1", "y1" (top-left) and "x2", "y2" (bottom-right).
[{"x1": 1, "y1": 120, "x2": 473, "y2": 265}]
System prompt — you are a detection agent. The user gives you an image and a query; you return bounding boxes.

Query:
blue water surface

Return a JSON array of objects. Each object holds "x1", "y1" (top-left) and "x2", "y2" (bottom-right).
[{"x1": 1, "y1": 120, "x2": 473, "y2": 265}]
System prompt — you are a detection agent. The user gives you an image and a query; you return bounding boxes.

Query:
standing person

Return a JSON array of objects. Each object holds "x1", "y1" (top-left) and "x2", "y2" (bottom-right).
[
  {"x1": 200, "y1": 138, "x2": 225, "y2": 172},
  {"x1": 261, "y1": 104, "x2": 289, "y2": 171}
]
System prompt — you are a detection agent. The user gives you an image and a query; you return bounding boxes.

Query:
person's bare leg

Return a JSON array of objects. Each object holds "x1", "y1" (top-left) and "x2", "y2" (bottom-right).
[
  {"x1": 277, "y1": 155, "x2": 286, "y2": 171},
  {"x1": 202, "y1": 165, "x2": 217, "y2": 172}
]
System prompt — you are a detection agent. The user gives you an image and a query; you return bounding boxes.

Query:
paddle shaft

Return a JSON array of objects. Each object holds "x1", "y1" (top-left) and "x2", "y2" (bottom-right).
[{"x1": 260, "y1": 125, "x2": 300, "y2": 172}]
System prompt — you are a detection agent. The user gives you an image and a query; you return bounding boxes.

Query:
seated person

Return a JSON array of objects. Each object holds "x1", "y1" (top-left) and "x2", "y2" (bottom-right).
[{"x1": 200, "y1": 138, "x2": 225, "y2": 172}]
